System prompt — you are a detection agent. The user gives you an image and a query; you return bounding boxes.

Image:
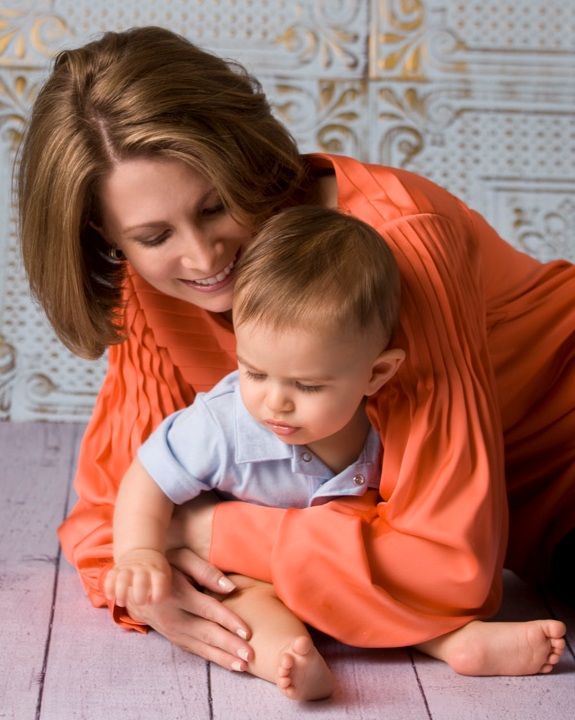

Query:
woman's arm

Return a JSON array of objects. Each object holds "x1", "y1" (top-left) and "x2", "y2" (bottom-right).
[{"x1": 208, "y1": 208, "x2": 508, "y2": 648}]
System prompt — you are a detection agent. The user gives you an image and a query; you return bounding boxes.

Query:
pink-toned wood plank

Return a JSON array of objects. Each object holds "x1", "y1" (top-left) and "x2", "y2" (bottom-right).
[
  {"x1": 41, "y1": 560, "x2": 212, "y2": 720},
  {"x1": 5, "y1": 421, "x2": 572, "y2": 719},
  {"x1": 413, "y1": 654, "x2": 575, "y2": 720},
  {"x1": 0, "y1": 422, "x2": 80, "y2": 720},
  {"x1": 412, "y1": 571, "x2": 575, "y2": 720},
  {"x1": 209, "y1": 638, "x2": 431, "y2": 719},
  {"x1": 40, "y1": 423, "x2": 213, "y2": 720}
]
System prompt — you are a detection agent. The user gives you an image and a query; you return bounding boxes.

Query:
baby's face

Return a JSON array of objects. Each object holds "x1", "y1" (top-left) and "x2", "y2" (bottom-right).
[{"x1": 235, "y1": 321, "x2": 386, "y2": 447}]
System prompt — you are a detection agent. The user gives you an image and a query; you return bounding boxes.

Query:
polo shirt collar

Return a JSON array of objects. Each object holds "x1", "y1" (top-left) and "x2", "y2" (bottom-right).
[{"x1": 233, "y1": 385, "x2": 334, "y2": 479}]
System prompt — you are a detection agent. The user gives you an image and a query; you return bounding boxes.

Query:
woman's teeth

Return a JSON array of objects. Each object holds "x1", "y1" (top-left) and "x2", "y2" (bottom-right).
[{"x1": 193, "y1": 256, "x2": 236, "y2": 286}]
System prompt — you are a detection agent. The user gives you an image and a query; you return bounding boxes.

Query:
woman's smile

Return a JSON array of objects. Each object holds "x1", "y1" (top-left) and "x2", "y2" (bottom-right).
[{"x1": 182, "y1": 252, "x2": 239, "y2": 292}]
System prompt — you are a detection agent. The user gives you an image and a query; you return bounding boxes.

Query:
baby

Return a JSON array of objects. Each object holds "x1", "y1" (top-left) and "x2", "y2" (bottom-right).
[{"x1": 105, "y1": 206, "x2": 565, "y2": 700}]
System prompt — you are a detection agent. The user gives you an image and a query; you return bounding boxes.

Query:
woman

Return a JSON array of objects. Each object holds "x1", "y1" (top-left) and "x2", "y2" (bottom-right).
[{"x1": 18, "y1": 26, "x2": 575, "y2": 673}]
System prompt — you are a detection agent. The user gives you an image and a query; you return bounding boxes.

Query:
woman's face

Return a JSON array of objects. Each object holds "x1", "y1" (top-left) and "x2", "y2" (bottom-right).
[{"x1": 97, "y1": 157, "x2": 253, "y2": 315}]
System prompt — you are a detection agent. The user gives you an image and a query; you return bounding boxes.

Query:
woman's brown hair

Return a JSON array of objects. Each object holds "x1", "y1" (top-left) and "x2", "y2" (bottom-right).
[{"x1": 17, "y1": 26, "x2": 310, "y2": 358}]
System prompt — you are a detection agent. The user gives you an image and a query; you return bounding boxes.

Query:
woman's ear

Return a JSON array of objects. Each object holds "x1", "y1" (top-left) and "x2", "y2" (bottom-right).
[
  {"x1": 366, "y1": 348, "x2": 405, "y2": 396},
  {"x1": 89, "y1": 221, "x2": 106, "y2": 239}
]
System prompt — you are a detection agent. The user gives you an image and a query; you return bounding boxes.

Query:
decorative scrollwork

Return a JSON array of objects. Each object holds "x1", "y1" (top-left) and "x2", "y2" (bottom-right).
[
  {"x1": 276, "y1": 0, "x2": 363, "y2": 71},
  {"x1": 0, "y1": 71, "x2": 41, "y2": 144},
  {"x1": 379, "y1": 124, "x2": 424, "y2": 168},
  {"x1": 377, "y1": 85, "x2": 425, "y2": 165},
  {"x1": 373, "y1": 0, "x2": 470, "y2": 80},
  {"x1": 0, "y1": 1, "x2": 71, "y2": 66},
  {"x1": 375, "y1": 0, "x2": 427, "y2": 79},
  {"x1": 272, "y1": 79, "x2": 365, "y2": 157},
  {"x1": 511, "y1": 198, "x2": 575, "y2": 262},
  {"x1": 0, "y1": 334, "x2": 16, "y2": 418}
]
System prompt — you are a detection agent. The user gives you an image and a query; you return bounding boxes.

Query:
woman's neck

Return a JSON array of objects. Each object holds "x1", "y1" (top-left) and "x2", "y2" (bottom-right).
[{"x1": 314, "y1": 172, "x2": 338, "y2": 209}]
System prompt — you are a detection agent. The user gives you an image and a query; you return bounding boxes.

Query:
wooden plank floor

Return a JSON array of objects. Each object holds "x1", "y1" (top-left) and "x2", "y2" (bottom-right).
[{"x1": 1, "y1": 421, "x2": 574, "y2": 720}]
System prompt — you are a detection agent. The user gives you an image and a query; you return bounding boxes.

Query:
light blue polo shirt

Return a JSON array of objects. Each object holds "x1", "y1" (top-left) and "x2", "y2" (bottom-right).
[{"x1": 138, "y1": 370, "x2": 381, "y2": 508}]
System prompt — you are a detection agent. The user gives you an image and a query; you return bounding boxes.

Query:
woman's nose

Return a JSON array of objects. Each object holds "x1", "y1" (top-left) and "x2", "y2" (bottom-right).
[{"x1": 179, "y1": 230, "x2": 219, "y2": 271}]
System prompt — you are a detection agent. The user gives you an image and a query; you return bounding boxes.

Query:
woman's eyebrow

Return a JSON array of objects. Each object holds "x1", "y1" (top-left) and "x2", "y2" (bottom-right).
[{"x1": 122, "y1": 220, "x2": 166, "y2": 234}]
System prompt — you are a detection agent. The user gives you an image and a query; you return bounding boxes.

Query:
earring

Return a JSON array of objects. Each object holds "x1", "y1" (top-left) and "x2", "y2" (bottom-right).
[{"x1": 108, "y1": 245, "x2": 124, "y2": 261}]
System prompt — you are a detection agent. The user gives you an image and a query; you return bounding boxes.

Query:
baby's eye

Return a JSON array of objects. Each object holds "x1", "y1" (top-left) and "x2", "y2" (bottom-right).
[
  {"x1": 296, "y1": 383, "x2": 324, "y2": 393},
  {"x1": 245, "y1": 369, "x2": 266, "y2": 381}
]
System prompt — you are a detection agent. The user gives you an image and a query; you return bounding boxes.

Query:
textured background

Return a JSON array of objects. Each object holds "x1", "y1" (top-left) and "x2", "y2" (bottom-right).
[{"x1": 1, "y1": 0, "x2": 574, "y2": 421}]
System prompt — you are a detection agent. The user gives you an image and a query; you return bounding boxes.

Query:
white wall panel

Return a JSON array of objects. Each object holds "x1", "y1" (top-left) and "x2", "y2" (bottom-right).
[{"x1": 0, "y1": 0, "x2": 573, "y2": 420}]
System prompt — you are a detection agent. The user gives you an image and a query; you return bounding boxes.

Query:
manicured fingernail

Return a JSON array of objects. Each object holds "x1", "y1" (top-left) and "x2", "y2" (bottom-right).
[
  {"x1": 231, "y1": 661, "x2": 244, "y2": 672},
  {"x1": 218, "y1": 577, "x2": 235, "y2": 591},
  {"x1": 236, "y1": 628, "x2": 248, "y2": 640},
  {"x1": 237, "y1": 648, "x2": 250, "y2": 662}
]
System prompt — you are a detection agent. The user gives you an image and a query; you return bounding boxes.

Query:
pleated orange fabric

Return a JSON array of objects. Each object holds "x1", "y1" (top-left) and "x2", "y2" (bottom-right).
[
  {"x1": 58, "y1": 272, "x2": 237, "y2": 628},
  {"x1": 58, "y1": 154, "x2": 575, "y2": 646}
]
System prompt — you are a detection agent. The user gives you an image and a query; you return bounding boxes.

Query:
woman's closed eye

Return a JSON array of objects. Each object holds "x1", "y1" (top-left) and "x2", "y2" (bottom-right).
[
  {"x1": 136, "y1": 229, "x2": 172, "y2": 247},
  {"x1": 201, "y1": 202, "x2": 225, "y2": 217}
]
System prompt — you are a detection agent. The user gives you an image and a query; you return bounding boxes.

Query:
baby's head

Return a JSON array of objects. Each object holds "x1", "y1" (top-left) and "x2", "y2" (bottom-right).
[
  {"x1": 233, "y1": 206, "x2": 405, "y2": 451},
  {"x1": 233, "y1": 205, "x2": 401, "y2": 349}
]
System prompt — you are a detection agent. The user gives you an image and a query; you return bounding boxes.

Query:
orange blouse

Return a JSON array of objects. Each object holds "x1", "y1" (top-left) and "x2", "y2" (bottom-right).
[{"x1": 58, "y1": 154, "x2": 575, "y2": 647}]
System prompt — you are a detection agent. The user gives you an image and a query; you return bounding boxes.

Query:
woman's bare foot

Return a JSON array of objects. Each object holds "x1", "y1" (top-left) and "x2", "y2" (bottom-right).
[
  {"x1": 276, "y1": 635, "x2": 336, "y2": 701},
  {"x1": 421, "y1": 619, "x2": 566, "y2": 677}
]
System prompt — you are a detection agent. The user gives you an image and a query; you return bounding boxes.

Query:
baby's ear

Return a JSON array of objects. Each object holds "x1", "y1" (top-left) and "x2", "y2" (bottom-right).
[{"x1": 366, "y1": 348, "x2": 405, "y2": 395}]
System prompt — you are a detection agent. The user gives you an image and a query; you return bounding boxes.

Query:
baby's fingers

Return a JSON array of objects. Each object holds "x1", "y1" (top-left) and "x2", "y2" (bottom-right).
[
  {"x1": 103, "y1": 566, "x2": 131, "y2": 606},
  {"x1": 107, "y1": 567, "x2": 134, "y2": 607},
  {"x1": 131, "y1": 570, "x2": 156, "y2": 606},
  {"x1": 103, "y1": 567, "x2": 118, "y2": 602},
  {"x1": 148, "y1": 569, "x2": 172, "y2": 604},
  {"x1": 118, "y1": 570, "x2": 139, "y2": 607}
]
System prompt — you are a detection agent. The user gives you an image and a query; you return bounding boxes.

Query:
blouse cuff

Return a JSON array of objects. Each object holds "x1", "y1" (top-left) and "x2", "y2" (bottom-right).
[{"x1": 110, "y1": 601, "x2": 149, "y2": 633}]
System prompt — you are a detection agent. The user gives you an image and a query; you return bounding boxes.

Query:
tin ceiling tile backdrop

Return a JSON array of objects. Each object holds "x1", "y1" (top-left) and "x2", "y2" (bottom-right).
[{"x1": 0, "y1": 0, "x2": 574, "y2": 420}]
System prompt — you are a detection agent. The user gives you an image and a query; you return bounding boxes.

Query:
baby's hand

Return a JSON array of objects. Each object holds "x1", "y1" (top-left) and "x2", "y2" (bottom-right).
[{"x1": 105, "y1": 549, "x2": 172, "y2": 607}]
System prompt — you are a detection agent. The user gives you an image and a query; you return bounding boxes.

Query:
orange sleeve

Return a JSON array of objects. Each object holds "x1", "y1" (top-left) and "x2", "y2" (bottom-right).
[
  {"x1": 210, "y1": 158, "x2": 508, "y2": 647},
  {"x1": 58, "y1": 276, "x2": 197, "y2": 630}
]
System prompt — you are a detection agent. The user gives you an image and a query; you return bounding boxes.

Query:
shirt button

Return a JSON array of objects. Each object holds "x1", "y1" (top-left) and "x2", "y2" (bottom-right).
[
  {"x1": 302, "y1": 452, "x2": 313, "y2": 462},
  {"x1": 353, "y1": 474, "x2": 365, "y2": 486}
]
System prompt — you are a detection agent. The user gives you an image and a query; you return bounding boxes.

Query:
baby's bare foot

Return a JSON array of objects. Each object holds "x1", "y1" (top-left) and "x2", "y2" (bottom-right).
[
  {"x1": 276, "y1": 635, "x2": 335, "y2": 701},
  {"x1": 446, "y1": 619, "x2": 566, "y2": 676}
]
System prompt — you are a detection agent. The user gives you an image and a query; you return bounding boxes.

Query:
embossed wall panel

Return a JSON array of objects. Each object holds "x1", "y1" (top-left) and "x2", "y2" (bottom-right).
[
  {"x1": 371, "y1": 0, "x2": 575, "y2": 264},
  {"x1": 0, "y1": 0, "x2": 573, "y2": 420}
]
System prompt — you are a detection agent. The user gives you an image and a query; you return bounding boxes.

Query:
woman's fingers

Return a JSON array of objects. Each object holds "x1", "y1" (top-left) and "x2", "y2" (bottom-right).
[
  {"x1": 171, "y1": 618, "x2": 251, "y2": 671},
  {"x1": 167, "y1": 547, "x2": 237, "y2": 596},
  {"x1": 125, "y1": 566, "x2": 253, "y2": 670},
  {"x1": 167, "y1": 557, "x2": 251, "y2": 640}
]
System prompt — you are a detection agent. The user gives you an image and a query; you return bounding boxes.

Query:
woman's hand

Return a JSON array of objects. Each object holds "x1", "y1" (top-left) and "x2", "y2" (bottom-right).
[
  {"x1": 123, "y1": 492, "x2": 253, "y2": 671},
  {"x1": 124, "y1": 547, "x2": 254, "y2": 671}
]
